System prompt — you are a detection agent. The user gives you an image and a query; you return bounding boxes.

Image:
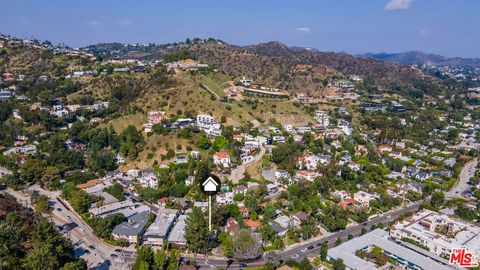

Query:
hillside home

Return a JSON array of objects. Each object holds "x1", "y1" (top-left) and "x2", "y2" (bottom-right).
[
  {"x1": 353, "y1": 191, "x2": 378, "y2": 208},
  {"x1": 213, "y1": 151, "x2": 231, "y2": 168}
]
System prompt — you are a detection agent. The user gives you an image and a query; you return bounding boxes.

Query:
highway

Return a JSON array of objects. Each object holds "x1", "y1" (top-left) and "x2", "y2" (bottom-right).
[
  {"x1": 181, "y1": 201, "x2": 422, "y2": 269},
  {"x1": 446, "y1": 158, "x2": 477, "y2": 199}
]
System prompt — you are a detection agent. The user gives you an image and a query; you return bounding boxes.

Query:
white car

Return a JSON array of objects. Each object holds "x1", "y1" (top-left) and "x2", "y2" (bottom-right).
[
  {"x1": 79, "y1": 228, "x2": 85, "y2": 232},
  {"x1": 301, "y1": 247, "x2": 308, "y2": 253},
  {"x1": 291, "y1": 254, "x2": 299, "y2": 259}
]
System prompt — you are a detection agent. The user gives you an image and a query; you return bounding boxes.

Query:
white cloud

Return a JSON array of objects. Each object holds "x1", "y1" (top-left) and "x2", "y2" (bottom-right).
[
  {"x1": 418, "y1": 28, "x2": 429, "y2": 38},
  {"x1": 114, "y1": 20, "x2": 133, "y2": 26},
  {"x1": 87, "y1": 20, "x2": 101, "y2": 27},
  {"x1": 296, "y1": 27, "x2": 311, "y2": 34},
  {"x1": 385, "y1": 0, "x2": 413, "y2": 11}
]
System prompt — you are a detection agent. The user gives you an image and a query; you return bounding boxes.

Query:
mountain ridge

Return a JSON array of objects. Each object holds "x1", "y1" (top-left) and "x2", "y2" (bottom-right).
[{"x1": 361, "y1": 51, "x2": 480, "y2": 67}]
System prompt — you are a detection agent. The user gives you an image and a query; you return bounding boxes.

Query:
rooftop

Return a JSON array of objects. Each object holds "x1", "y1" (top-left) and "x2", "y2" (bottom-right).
[
  {"x1": 168, "y1": 215, "x2": 187, "y2": 244},
  {"x1": 391, "y1": 209, "x2": 480, "y2": 257},
  {"x1": 328, "y1": 229, "x2": 454, "y2": 270},
  {"x1": 112, "y1": 211, "x2": 149, "y2": 236},
  {"x1": 76, "y1": 179, "x2": 102, "y2": 189},
  {"x1": 144, "y1": 209, "x2": 179, "y2": 238}
]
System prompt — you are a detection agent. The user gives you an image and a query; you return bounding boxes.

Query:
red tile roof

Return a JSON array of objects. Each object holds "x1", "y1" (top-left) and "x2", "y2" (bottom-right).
[
  {"x1": 76, "y1": 179, "x2": 102, "y2": 189},
  {"x1": 214, "y1": 151, "x2": 229, "y2": 159},
  {"x1": 245, "y1": 219, "x2": 261, "y2": 228}
]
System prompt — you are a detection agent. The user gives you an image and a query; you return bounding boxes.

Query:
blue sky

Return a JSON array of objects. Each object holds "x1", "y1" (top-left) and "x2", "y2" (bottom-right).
[{"x1": 0, "y1": 0, "x2": 479, "y2": 57}]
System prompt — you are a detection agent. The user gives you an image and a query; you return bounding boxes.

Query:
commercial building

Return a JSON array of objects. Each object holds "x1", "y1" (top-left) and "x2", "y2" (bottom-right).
[
  {"x1": 328, "y1": 229, "x2": 456, "y2": 270},
  {"x1": 112, "y1": 211, "x2": 150, "y2": 244},
  {"x1": 390, "y1": 209, "x2": 480, "y2": 259},
  {"x1": 88, "y1": 200, "x2": 149, "y2": 218},
  {"x1": 143, "y1": 208, "x2": 179, "y2": 247}
]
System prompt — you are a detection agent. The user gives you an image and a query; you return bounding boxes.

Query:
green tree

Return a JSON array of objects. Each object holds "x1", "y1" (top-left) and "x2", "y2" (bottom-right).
[
  {"x1": 197, "y1": 133, "x2": 211, "y2": 150},
  {"x1": 60, "y1": 260, "x2": 87, "y2": 270},
  {"x1": 153, "y1": 249, "x2": 167, "y2": 270},
  {"x1": 320, "y1": 242, "x2": 328, "y2": 261},
  {"x1": 231, "y1": 229, "x2": 263, "y2": 260},
  {"x1": 234, "y1": 193, "x2": 244, "y2": 202},
  {"x1": 166, "y1": 149, "x2": 175, "y2": 160},
  {"x1": 33, "y1": 195, "x2": 52, "y2": 213},
  {"x1": 166, "y1": 250, "x2": 179, "y2": 270},
  {"x1": 299, "y1": 257, "x2": 313, "y2": 270},
  {"x1": 185, "y1": 207, "x2": 210, "y2": 253},
  {"x1": 213, "y1": 136, "x2": 228, "y2": 151},
  {"x1": 431, "y1": 191, "x2": 445, "y2": 209},
  {"x1": 335, "y1": 237, "x2": 342, "y2": 246},
  {"x1": 119, "y1": 125, "x2": 144, "y2": 159},
  {"x1": 194, "y1": 160, "x2": 211, "y2": 184},
  {"x1": 0, "y1": 223, "x2": 21, "y2": 268},
  {"x1": 333, "y1": 258, "x2": 346, "y2": 270},
  {"x1": 23, "y1": 245, "x2": 58, "y2": 270},
  {"x1": 132, "y1": 246, "x2": 154, "y2": 270},
  {"x1": 104, "y1": 183, "x2": 126, "y2": 201}
]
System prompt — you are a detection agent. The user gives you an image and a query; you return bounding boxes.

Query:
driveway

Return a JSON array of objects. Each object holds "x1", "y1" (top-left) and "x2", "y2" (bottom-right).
[{"x1": 229, "y1": 143, "x2": 266, "y2": 183}]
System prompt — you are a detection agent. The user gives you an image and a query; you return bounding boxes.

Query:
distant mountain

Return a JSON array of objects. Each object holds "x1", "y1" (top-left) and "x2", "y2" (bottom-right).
[
  {"x1": 289, "y1": 46, "x2": 320, "y2": 52},
  {"x1": 84, "y1": 40, "x2": 438, "y2": 95},
  {"x1": 362, "y1": 51, "x2": 480, "y2": 67},
  {"x1": 237, "y1": 42, "x2": 433, "y2": 90}
]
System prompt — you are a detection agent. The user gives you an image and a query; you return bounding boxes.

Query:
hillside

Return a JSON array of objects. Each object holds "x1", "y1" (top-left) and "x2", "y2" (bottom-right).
[
  {"x1": 362, "y1": 51, "x2": 480, "y2": 67},
  {"x1": 241, "y1": 42, "x2": 434, "y2": 90},
  {"x1": 86, "y1": 40, "x2": 439, "y2": 96}
]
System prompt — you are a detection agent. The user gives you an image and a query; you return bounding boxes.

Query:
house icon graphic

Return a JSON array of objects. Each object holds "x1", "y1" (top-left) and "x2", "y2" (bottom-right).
[{"x1": 202, "y1": 176, "x2": 219, "y2": 193}]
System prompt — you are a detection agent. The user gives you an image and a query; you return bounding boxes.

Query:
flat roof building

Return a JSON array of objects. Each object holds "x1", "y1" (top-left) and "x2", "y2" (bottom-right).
[
  {"x1": 328, "y1": 229, "x2": 457, "y2": 270},
  {"x1": 88, "y1": 200, "x2": 146, "y2": 217},
  {"x1": 390, "y1": 209, "x2": 480, "y2": 259},
  {"x1": 143, "y1": 209, "x2": 179, "y2": 247},
  {"x1": 168, "y1": 215, "x2": 188, "y2": 246},
  {"x1": 112, "y1": 211, "x2": 150, "y2": 244}
]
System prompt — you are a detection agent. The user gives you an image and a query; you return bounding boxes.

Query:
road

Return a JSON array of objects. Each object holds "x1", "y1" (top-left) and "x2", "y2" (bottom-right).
[
  {"x1": 2, "y1": 187, "x2": 135, "y2": 270},
  {"x1": 446, "y1": 158, "x2": 477, "y2": 199},
  {"x1": 229, "y1": 143, "x2": 266, "y2": 183},
  {"x1": 3, "y1": 184, "x2": 422, "y2": 269},
  {"x1": 182, "y1": 201, "x2": 422, "y2": 269}
]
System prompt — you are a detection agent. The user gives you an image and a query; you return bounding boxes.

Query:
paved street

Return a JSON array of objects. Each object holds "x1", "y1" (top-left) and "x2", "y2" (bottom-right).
[
  {"x1": 2, "y1": 187, "x2": 135, "y2": 270},
  {"x1": 3, "y1": 184, "x2": 423, "y2": 269},
  {"x1": 182, "y1": 201, "x2": 422, "y2": 269},
  {"x1": 446, "y1": 158, "x2": 477, "y2": 199},
  {"x1": 229, "y1": 143, "x2": 266, "y2": 183}
]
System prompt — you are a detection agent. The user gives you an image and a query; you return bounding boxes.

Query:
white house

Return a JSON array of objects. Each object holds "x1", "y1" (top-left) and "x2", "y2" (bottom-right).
[
  {"x1": 139, "y1": 174, "x2": 158, "y2": 189},
  {"x1": 353, "y1": 191, "x2": 378, "y2": 208},
  {"x1": 213, "y1": 151, "x2": 231, "y2": 168},
  {"x1": 332, "y1": 190, "x2": 352, "y2": 202},
  {"x1": 295, "y1": 170, "x2": 319, "y2": 182},
  {"x1": 196, "y1": 114, "x2": 215, "y2": 128},
  {"x1": 216, "y1": 192, "x2": 234, "y2": 204},
  {"x1": 314, "y1": 110, "x2": 330, "y2": 127}
]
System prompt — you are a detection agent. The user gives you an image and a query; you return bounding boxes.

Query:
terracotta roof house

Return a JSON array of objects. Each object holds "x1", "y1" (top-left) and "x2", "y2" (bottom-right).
[
  {"x1": 245, "y1": 219, "x2": 261, "y2": 229},
  {"x1": 76, "y1": 179, "x2": 102, "y2": 189},
  {"x1": 338, "y1": 198, "x2": 359, "y2": 210}
]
